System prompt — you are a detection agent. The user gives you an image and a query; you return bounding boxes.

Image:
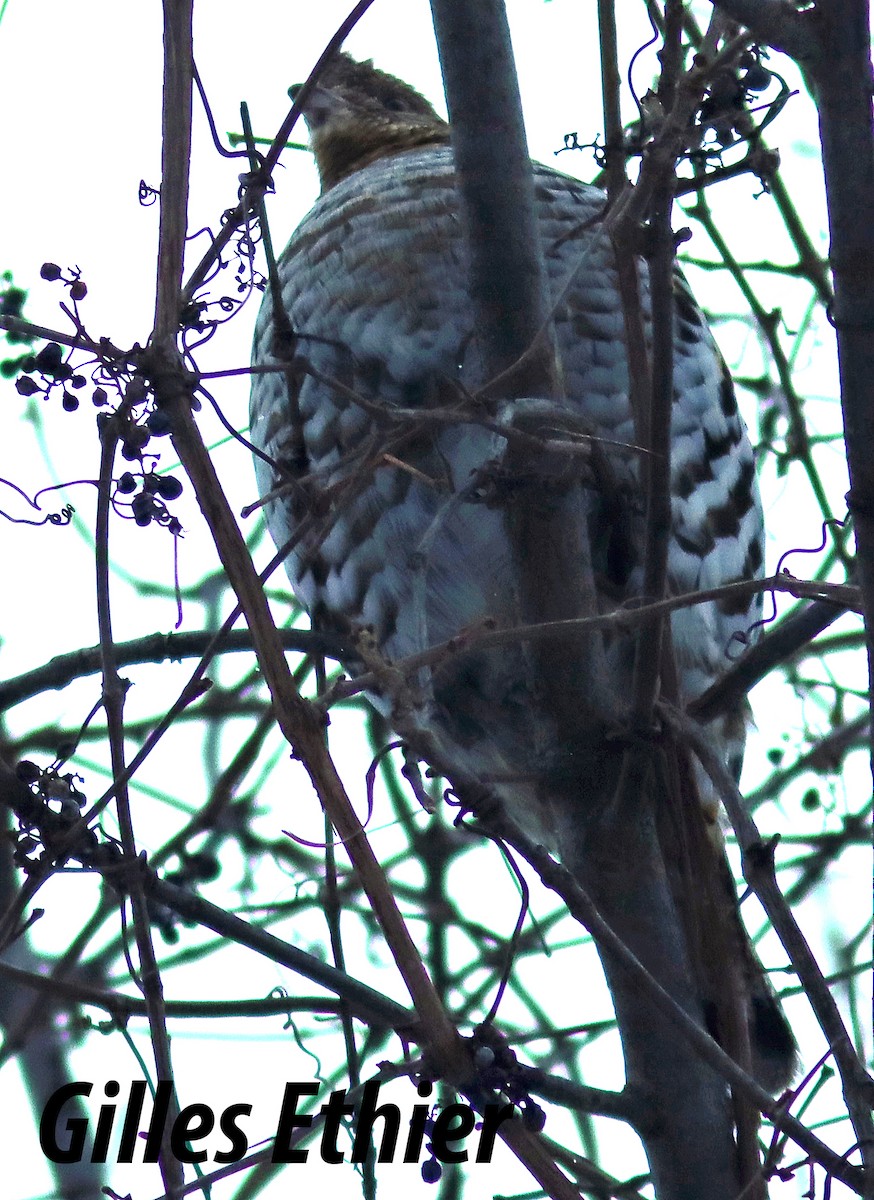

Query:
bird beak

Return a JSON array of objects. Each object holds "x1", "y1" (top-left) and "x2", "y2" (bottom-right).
[{"x1": 288, "y1": 80, "x2": 346, "y2": 132}]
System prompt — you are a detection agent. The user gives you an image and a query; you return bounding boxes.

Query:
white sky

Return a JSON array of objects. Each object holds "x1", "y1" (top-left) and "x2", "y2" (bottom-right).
[{"x1": 0, "y1": 3, "x2": 867, "y2": 1199}]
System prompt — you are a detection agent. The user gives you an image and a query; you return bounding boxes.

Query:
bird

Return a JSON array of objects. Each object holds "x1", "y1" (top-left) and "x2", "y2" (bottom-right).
[{"x1": 249, "y1": 51, "x2": 796, "y2": 1094}]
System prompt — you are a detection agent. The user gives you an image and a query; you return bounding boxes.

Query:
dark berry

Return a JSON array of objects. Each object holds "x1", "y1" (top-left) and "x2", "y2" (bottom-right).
[
  {"x1": 35, "y1": 342, "x2": 64, "y2": 372},
  {"x1": 122, "y1": 425, "x2": 151, "y2": 460},
  {"x1": 186, "y1": 852, "x2": 221, "y2": 882},
  {"x1": 706, "y1": 68, "x2": 741, "y2": 107},
  {"x1": 117, "y1": 472, "x2": 137, "y2": 494},
  {"x1": 131, "y1": 492, "x2": 155, "y2": 526},
  {"x1": 155, "y1": 474, "x2": 182, "y2": 500},
  {"x1": 62, "y1": 392, "x2": 79, "y2": 412},
  {"x1": 71, "y1": 374, "x2": 86, "y2": 389},
  {"x1": 801, "y1": 789, "x2": 820, "y2": 812},
  {"x1": 92, "y1": 387, "x2": 108, "y2": 406},
  {"x1": 16, "y1": 760, "x2": 41, "y2": 784},
  {"x1": 69, "y1": 280, "x2": 88, "y2": 302},
  {"x1": 743, "y1": 62, "x2": 772, "y2": 92},
  {"x1": 522, "y1": 1101, "x2": 546, "y2": 1133},
  {"x1": 421, "y1": 1159, "x2": 442, "y2": 1184},
  {"x1": 495, "y1": 1044, "x2": 518, "y2": 1069},
  {"x1": 146, "y1": 409, "x2": 172, "y2": 436},
  {"x1": 15, "y1": 376, "x2": 39, "y2": 397},
  {"x1": 40, "y1": 263, "x2": 62, "y2": 281}
]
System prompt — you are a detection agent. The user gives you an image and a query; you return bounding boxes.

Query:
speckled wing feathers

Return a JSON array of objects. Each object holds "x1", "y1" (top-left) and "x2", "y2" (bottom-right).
[
  {"x1": 250, "y1": 146, "x2": 763, "y2": 736},
  {"x1": 249, "y1": 119, "x2": 800, "y2": 1092}
]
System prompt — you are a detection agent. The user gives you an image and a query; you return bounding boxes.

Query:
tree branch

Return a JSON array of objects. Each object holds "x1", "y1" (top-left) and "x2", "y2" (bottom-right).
[
  {"x1": 690, "y1": 598, "x2": 847, "y2": 724},
  {"x1": 665, "y1": 703, "x2": 874, "y2": 1178},
  {"x1": 0, "y1": 627, "x2": 344, "y2": 711}
]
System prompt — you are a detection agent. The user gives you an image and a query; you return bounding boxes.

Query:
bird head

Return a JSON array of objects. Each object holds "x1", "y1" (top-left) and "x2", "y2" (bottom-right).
[{"x1": 291, "y1": 52, "x2": 450, "y2": 191}]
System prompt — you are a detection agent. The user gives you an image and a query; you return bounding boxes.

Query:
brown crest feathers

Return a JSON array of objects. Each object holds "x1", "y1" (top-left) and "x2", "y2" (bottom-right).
[{"x1": 292, "y1": 52, "x2": 450, "y2": 192}]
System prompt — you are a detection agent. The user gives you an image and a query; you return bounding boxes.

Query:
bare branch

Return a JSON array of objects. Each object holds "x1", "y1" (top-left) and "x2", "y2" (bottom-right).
[
  {"x1": 690, "y1": 599, "x2": 848, "y2": 724},
  {"x1": 665, "y1": 703, "x2": 874, "y2": 1172},
  {"x1": 0, "y1": 627, "x2": 344, "y2": 711}
]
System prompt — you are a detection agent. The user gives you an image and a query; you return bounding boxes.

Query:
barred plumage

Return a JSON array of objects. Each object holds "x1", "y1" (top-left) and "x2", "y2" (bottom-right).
[{"x1": 249, "y1": 53, "x2": 794, "y2": 1091}]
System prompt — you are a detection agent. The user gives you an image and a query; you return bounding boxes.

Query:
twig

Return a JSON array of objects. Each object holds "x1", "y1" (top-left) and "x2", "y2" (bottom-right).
[
  {"x1": 690, "y1": 598, "x2": 848, "y2": 724},
  {"x1": 663, "y1": 702, "x2": 874, "y2": 1173},
  {"x1": 744, "y1": 714, "x2": 869, "y2": 811},
  {"x1": 0, "y1": 313, "x2": 126, "y2": 360},
  {"x1": 0, "y1": 627, "x2": 344, "y2": 711},
  {"x1": 328, "y1": 573, "x2": 859, "y2": 702},
  {"x1": 504, "y1": 824, "x2": 867, "y2": 1192},
  {"x1": 180, "y1": 0, "x2": 378, "y2": 306},
  {"x1": 597, "y1": 0, "x2": 627, "y2": 202},
  {"x1": 96, "y1": 404, "x2": 182, "y2": 1195},
  {"x1": 628, "y1": 0, "x2": 683, "y2": 730},
  {"x1": 394, "y1": 703, "x2": 867, "y2": 1192}
]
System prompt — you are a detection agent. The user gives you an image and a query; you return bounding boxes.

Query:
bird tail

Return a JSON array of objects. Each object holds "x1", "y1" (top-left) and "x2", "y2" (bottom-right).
[{"x1": 657, "y1": 740, "x2": 797, "y2": 1095}]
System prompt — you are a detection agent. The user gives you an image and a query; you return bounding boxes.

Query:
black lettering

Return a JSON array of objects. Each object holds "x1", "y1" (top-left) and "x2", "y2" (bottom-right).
[
  {"x1": 402, "y1": 1103, "x2": 431, "y2": 1163},
  {"x1": 39, "y1": 1082, "x2": 92, "y2": 1164},
  {"x1": 216, "y1": 1103, "x2": 251, "y2": 1164},
  {"x1": 118, "y1": 1081, "x2": 147, "y2": 1163},
  {"x1": 475, "y1": 1103, "x2": 516, "y2": 1162},
  {"x1": 170, "y1": 1103, "x2": 214, "y2": 1164},
  {"x1": 319, "y1": 1090, "x2": 355, "y2": 1163},
  {"x1": 91, "y1": 1081, "x2": 120, "y2": 1163},
  {"x1": 430, "y1": 1104, "x2": 475, "y2": 1164},
  {"x1": 351, "y1": 1080, "x2": 400, "y2": 1164},
  {"x1": 143, "y1": 1081, "x2": 174, "y2": 1163},
  {"x1": 272, "y1": 1083, "x2": 317, "y2": 1163}
]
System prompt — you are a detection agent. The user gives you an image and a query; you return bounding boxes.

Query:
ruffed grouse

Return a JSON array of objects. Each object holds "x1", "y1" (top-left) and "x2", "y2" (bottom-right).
[{"x1": 249, "y1": 51, "x2": 795, "y2": 1093}]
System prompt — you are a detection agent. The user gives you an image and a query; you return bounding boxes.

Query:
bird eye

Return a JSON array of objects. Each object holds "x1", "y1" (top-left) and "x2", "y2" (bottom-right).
[{"x1": 383, "y1": 97, "x2": 407, "y2": 113}]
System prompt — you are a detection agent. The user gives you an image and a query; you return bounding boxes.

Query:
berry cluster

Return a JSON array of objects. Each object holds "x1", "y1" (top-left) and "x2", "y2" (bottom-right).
[
  {"x1": 100, "y1": 376, "x2": 184, "y2": 532},
  {"x1": 12, "y1": 759, "x2": 120, "y2": 875},
  {"x1": 11, "y1": 265, "x2": 186, "y2": 535},
  {"x1": 13, "y1": 759, "x2": 181, "y2": 937},
  {"x1": 114, "y1": 466, "x2": 183, "y2": 531},
  {"x1": 469, "y1": 1025, "x2": 546, "y2": 1131},
  {"x1": 415, "y1": 1028, "x2": 549, "y2": 1187},
  {"x1": 697, "y1": 49, "x2": 777, "y2": 151},
  {"x1": 15, "y1": 340, "x2": 95, "y2": 412},
  {"x1": 13, "y1": 264, "x2": 93, "y2": 408}
]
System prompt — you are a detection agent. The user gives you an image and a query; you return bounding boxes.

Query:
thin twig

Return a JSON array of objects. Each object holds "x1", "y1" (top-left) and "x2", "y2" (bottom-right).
[
  {"x1": 597, "y1": 0, "x2": 627, "y2": 202},
  {"x1": 328, "y1": 573, "x2": 858, "y2": 702},
  {"x1": 95, "y1": 405, "x2": 182, "y2": 1195},
  {"x1": 180, "y1": 0, "x2": 378, "y2": 306},
  {"x1": 0, "y1": 627, "x2": 344, "y2": 711},
  {"x1": 664, "y1": 702, "x2": 874, "y2": 1172}
]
